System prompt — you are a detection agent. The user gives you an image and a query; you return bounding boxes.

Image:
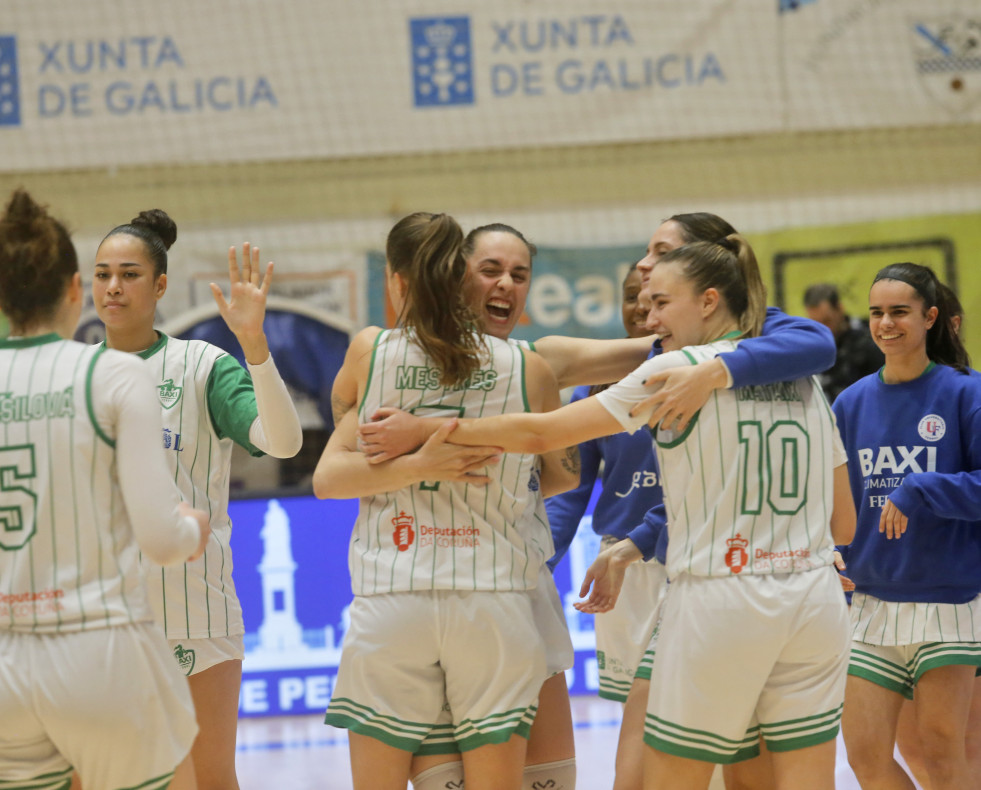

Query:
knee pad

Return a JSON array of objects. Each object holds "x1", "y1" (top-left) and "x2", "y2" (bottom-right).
[
  {"x1": 523, "y1": 757, "x2": 576, "y2": 790},
  {"x1": 411, "y1": 759, "x2": 464, "y2": 790}
]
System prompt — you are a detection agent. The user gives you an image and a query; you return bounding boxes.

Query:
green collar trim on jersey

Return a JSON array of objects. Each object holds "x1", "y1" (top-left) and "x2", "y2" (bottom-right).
[
  {"x1": 137, "y1": 331, "x2": 169, "y2": 360},
  {"x1": 717, "y1": 330, "x2": 743, "y2": 341},
  {"x1": 98, "y1": 331, "x2": 168, "y2": 359},
  {"x1": 0, "y1": 332, "x2": 61, "y2": 349},
  {"x1": 654, "y1": 408, "x2": 700, "y2": 449},
  {"x1": 877, "y1": 360, "x2": 936, "y2": 384}
]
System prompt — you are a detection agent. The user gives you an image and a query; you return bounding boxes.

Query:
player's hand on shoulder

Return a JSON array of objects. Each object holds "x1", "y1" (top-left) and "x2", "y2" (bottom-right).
[{"x1": 636, "y1": 357, "x2": 727, "y2": 433}]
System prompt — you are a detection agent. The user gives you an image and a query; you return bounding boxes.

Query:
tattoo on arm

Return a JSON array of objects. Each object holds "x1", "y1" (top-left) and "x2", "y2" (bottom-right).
[
  {"x1": 331, "y1": 392, "x2": 355, "y2": 426},
  {"x1": 560, "y1": 446, "x2": 581, "y2": 477}
]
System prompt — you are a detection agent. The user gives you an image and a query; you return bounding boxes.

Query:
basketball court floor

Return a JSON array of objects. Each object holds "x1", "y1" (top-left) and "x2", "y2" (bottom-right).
[{"x1": 235, "y1": 695, "x2": 920, "y2": 789}]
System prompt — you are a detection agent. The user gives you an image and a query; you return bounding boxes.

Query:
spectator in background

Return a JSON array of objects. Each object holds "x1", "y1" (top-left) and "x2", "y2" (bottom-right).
[{"x1": 804, "y1": 283, "x2": 884, "y2": 402}]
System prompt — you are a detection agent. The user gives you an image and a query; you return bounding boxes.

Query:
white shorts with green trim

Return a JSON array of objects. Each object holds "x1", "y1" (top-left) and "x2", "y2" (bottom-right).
[
  {"x1": 0, "y1": 622, "x2": 197, "y2": 790},
  {"x1": 848, "y1": 639, "x2": 981, "y2": 700},
  {"x1": 325, "y1": 590, "x2": 546, "y2": 754},
  {"x1": 633, "y1": 614, "x2": 662, "y2": 683},
  {"x1": 531, "y1": 565, "x2": 574, "y2": 676},
  {"x1": 645, "y1": 568, "x2": 849, "y2": 764},
  {"x1": 595, "y1": 538, "x2": 668, "y2": 701},
  {"x1": 606, "y1": 553, "x2": 668, "y2": 693},
  {"x1": 168, "y1": 633, "x2": 244, "y2": 677}
]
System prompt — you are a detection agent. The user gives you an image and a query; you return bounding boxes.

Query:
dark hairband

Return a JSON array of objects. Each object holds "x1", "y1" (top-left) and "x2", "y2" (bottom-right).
[
  {"x1": 872, "y1": 270, "x2": 936, "y2": 306},
  {"x1": 715, "y1": 236, "x2": 738, "y2": 254}
]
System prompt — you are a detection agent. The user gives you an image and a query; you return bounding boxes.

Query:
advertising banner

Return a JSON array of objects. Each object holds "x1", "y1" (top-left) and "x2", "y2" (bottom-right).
[
  {"x1": 8, "y1": 1, "x2": 977, "y2": 172},
  {"x1": 231, "y1": 490, "x2": 604, "y2": 718}
]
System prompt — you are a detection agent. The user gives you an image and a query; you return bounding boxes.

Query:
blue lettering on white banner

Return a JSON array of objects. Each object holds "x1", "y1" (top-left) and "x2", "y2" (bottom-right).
[{"x1": 32, "y1": 35, "x2": 276, "y2": 119}]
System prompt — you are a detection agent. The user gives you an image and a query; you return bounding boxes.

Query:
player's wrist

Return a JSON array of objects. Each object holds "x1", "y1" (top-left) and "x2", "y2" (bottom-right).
[{"x1": 609, "y1": 538, "x2": 643, "y2": 568}]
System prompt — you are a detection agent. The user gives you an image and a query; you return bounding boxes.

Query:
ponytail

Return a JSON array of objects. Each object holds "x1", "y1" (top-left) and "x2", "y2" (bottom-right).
[
  {"x1": 386, "y1": 213, "x2": 484, "y2": 387},
  {"x1": 657, "y1": 234, "x2": 767, "y2": 338}
]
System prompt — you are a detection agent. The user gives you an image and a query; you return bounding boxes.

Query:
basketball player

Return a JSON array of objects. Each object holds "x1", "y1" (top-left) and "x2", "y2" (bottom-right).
[
  {"x1": 400, "y1": 234, "x2": 856, "y2": 790},
  {"x1": 91, "y1": 210, "x2": 303, "y2": 789},
  {"x1": 0, "y1": 189, "x2": 210, "y2": 790},
  {"x1": 313, "y1": 212, "x2": 566, "y2": 790}
]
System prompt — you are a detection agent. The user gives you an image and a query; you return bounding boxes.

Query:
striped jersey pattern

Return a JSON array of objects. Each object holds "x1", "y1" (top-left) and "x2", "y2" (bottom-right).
[
  {"x1": 598, "y1": 339, "x2": 838, "y2": 580},
  {"x1": 133, "y1": 334, "x2": 244, "y2": 640},
  {"x1": 0, "y1": 335, "x2": 153, "y2": 633},
  {"x1": 351, "y1": 329, "x2": 549, "y2": 594},
  {"x1": 850, "y1": 592, "x2": 981, "y2": 646}
]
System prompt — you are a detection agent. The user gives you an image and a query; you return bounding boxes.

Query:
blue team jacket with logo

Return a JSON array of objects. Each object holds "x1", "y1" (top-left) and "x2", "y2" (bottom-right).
[
  {"x1": 833, "y1": 363, "x2": 981, "y2": 604},
  {"x1": 545, "y1": 384, "x2": 662, "y2": 570}
]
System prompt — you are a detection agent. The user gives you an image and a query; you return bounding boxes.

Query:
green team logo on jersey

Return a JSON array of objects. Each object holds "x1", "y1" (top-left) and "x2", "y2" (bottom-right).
[
  {"x1": 174, "y1": 644, "x2": 195, "y2": 676},
  {"x1": 157, "y1": 378, "x2": 183, "y2": 410}
]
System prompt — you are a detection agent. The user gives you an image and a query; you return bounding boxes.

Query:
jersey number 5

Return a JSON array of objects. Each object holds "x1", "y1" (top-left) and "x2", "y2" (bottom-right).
[{"x1": 0, "y1": 444, "x2": 38, "y2": 550}]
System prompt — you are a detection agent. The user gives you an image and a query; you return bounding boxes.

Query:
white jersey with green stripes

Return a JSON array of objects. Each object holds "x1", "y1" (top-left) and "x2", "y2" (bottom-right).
[
  {"x1": 507, "y1": 337, "x2": 555, "y2": 561},
  {"x1": 351, "y1": 329, "x2": 549, "y2": 594},
  {"x1": 0, "y1": 336, "x2": 154, "y2": 633},
  {"x1": 597, "y1": 338, "x2": 838, "y2": 580},
  {"x1": 128, "y1": 334, "x2": 252, "y2": 640}
]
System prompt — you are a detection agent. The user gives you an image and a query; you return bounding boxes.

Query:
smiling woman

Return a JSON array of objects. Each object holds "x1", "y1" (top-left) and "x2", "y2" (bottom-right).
[
  {"x1": 831, "y1": 263, "x2": 981, "y2": 790},
  {"x1": 415, "y1": 233, "x2": 854, "y2": 790},
  {"x1": 462, "y1": 223, "x2": 535, "y2": 341},
  {"x1": 87, "y1": 209, "x2": 302, "y2": 790}
]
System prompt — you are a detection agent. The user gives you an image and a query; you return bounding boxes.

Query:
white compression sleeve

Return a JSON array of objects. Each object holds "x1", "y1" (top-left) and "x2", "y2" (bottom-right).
[
  {"x1": 523, "y1": 758, "x2": 576, "y2": 790},
  {"x1": 247, "y1": 354, "x2": 303, "y2": 458},
  {"x1": 411, "y1": 761, "x2": 464, "y2": 790}
]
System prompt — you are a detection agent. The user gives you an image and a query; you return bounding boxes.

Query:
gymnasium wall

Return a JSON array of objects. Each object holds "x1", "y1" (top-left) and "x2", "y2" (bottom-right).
[{"x1": 2, "y1": 0, "x2": 979, "y2": 361}]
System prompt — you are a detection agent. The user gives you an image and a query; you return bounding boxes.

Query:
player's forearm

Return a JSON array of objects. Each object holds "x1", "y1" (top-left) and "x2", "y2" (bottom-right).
[
  {"x1": 313, "y1": 450, "x2": 428, "y2": 498},
  {"x1": 453, "y1": 413, "x2": 557, "y2": 455},
  {"x1": 248, "y1": 354, "x2": 303, "y2": 458},
  {"x1": 534, "y1": 335, "x2": 653, "y2": 388}
]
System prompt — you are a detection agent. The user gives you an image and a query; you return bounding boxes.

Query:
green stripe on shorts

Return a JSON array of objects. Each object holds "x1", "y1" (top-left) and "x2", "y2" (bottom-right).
[
  {"x1": 644, "y1": 713, "x2": 760, "y2": 764},
  {"x1": 911, "y1": 642, "x2": 981, "y2": 683},
  {"x1": 848, "y1": 648, "x2": 914, "y2": 699},
  {"x1": 760, "y1": 705, "x2": 843, "y2": 753},
  {"x1": 324, "y1": 697, "x2": 432, "y2": 752},
  {"x1": 0, "y1": 766, "x2": 73, "y2": 790},
  {"x1": 415, "y1": 722, "x2": 460, "y2": 756},
  {"x1": 454, "y1": 704, "x2": 537, "y2": 752},
  {"x1": 599, "y1": 675, "x2": 634, "y2": 702}
]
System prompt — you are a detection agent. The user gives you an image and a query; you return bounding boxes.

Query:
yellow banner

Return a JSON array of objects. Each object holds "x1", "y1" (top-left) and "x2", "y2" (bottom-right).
[{"x1": 750, "y1": 211, "x2": 981, "y2": 364}]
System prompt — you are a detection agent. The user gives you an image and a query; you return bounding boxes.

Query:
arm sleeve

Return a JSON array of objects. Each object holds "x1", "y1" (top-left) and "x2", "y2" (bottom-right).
[
  {"x1": 626, "y1": 503, "x2": 667, "y2": 562},
  {"x1": 245, "y1": 354, "x2": 303, "y2": 459},
  {"x1": 889, "y1": 406, "x2": 981, "y2": 522},
  {"x1": 95, "y1": 353, "x2": 199, "y2": 565},
  {"x1": 205, "y1": 355, "x2": 263, "y2": 456},
  {"x1": 546, "y1": 390, "x2": 601, "y2": 569},
  {"x1": 719, "y1": 308, "x2": 836, "y2": 388},
  {"x1": 596, "y1": 351, "x2": 693, "y2": 432}
]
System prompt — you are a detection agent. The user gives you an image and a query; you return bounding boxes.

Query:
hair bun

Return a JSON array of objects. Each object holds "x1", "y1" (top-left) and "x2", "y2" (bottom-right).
[{"x1": 130, "y1": 209, "x2": 177, "y2": 250}]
